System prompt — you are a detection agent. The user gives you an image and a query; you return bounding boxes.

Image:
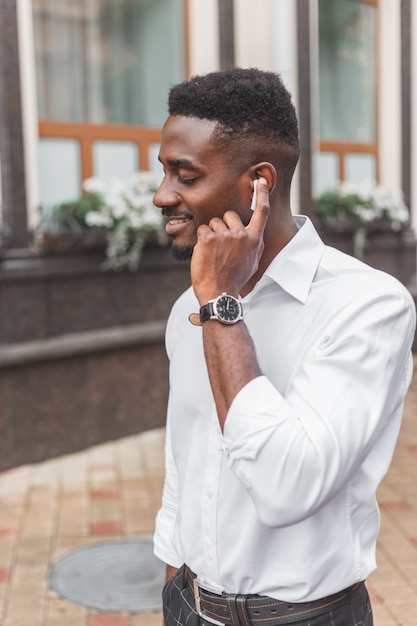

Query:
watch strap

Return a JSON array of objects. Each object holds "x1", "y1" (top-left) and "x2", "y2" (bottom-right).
[{"x1": 199, "y1": 302, "x2": 215, "y2": 323}]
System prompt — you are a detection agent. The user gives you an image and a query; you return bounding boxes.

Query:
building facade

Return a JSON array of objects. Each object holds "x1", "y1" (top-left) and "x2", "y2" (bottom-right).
[
  {"x1": 0, "y1": 0, "x2": 415, "y2": 244},
  {"x1": 0, "y1": 0, "x2": 415, "y2": 468}
]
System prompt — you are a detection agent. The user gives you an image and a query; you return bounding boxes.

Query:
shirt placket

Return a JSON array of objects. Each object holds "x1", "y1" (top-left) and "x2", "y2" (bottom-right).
[{"x1": 201, "y1": 407, "x2": 223, "y2": 582}]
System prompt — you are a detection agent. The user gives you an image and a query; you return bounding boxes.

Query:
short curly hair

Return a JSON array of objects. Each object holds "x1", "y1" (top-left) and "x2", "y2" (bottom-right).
[{"x1": 168, "y1": 68, "x2": 299, "y2": 185}]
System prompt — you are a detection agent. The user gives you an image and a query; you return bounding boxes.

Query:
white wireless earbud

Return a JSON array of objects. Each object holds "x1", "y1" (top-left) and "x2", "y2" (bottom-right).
[{"x1": 250, "y1": 179, "x2": 258, "y2": 212}]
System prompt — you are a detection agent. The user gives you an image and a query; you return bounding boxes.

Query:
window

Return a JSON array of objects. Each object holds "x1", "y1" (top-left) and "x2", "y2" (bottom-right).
[
  {"x1": 316, "y1": 0, "x2": 378, "y2": 194},
  {"x1": 33, "y1": 0, "x2": 187, "y2": 207}
]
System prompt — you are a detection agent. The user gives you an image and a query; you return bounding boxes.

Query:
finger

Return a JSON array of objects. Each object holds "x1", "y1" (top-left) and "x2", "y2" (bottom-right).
[
  {"x1": 208, "y1": 216, "x2": 229, "y2": 231},
  {"x1": 247, "y1": 177, "x2": 270, "y2": 237},
  {"x1": 196, "y1": 223, "x2": 214, "y2": 242},
  {"x1": 196, "y1": 222, "x2": 227, "y2": 246},
  {"x1": 222, "y1": 210, "x2": 245, "y2": 230}
]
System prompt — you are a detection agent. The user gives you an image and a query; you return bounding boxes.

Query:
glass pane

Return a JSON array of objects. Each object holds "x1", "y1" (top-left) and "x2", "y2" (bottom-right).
[
  {"x1": 315, "y1": 152, "x2": 339, "y2": 195},
  {"x1": 345, "y1": 153, "x2": 376, "y2": 184},
  {"x1": 93, "y1": 140, "x2": 138, "y2": 183},
  {"x1": 38, "y1": 138, "x2": 81, "y2": 208},
  {"x1": 149, "y1": 143, "x2": 163, "y2": 183},
  {"x1": 318, "y1": 0, "x2": 376, "y2": 142},
  {"x1": 33, "y1": 0, "x2": 185, "y2": 126}
]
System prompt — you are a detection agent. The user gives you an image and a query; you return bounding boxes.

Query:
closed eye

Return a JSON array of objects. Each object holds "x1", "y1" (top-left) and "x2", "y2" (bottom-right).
[{"x1": 178, "y1": 176, "x2": 198, "y2": 185}]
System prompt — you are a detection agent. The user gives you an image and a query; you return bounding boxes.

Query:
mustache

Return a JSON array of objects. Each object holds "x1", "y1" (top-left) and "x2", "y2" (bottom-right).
[{"x1": 161, "y1": 207, "x2": 193, "y2": 219}]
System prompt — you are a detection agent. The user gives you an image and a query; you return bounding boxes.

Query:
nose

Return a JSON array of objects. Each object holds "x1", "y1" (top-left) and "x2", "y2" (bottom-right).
[{"x1": 153, "y1": 177, "x2": 180, "y2": 209}]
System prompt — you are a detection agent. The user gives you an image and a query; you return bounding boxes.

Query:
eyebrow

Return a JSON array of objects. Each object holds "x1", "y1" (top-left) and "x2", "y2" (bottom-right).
[{"x1": 158, "y1": 157, "x2": 196, "y2": 170}]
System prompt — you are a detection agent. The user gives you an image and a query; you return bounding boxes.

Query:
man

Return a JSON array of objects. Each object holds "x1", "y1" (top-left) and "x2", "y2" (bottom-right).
[{"x1": 152, "y1": 68, "x2": 415, "y2": 626}]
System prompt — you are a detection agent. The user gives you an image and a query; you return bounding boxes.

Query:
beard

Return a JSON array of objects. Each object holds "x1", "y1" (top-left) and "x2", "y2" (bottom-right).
[
  {"x1": 167, "y1": 223, "x2": 197, "y2": 261},
  {"x1": 170, "y1": 242, "x2": 194, "y2": 261}
]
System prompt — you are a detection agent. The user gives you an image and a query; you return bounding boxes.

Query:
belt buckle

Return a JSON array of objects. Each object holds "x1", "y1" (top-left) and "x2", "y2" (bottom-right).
[{"x1": 192, "y1": 578, "x2": 226, "y2": 626}]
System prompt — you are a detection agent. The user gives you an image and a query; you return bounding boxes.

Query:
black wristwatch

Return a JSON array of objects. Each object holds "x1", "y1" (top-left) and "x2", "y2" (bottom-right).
[{"x1": 199, "y1": 292, "x2": 243, "y2": 325}]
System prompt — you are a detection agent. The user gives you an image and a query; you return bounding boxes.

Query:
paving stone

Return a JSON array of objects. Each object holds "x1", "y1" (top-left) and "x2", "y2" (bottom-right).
[
  {"x1": 1, "y1": 365, "x2": 417, "y2": 626},
  {"x1": 88, "y1": 615, "x2": 129, "y2": 626}
]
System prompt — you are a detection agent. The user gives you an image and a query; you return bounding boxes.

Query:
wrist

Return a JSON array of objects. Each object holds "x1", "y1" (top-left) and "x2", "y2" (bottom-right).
[
  {"x1": 195, "y1": 288, "x2": 239, "y2": 306},
  {"x1": 190, "y1": 292, "x2": 243, "y2": 326}
]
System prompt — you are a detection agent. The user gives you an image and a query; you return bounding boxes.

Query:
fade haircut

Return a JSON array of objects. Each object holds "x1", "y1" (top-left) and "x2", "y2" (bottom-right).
[{"x1": 168, "y1": 68, "x2": 300, "y2": 189}]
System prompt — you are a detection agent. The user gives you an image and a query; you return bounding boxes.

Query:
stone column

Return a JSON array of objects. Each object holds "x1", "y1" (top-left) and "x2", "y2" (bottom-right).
[
  {"x1": 296, "y1": 0, "x2": 314, "y2": 220},
  {"x1": 401, "y1": 0, "x2": 412, "y2": 213},
  {"x1": 0, "y1": 0, "x2": 29, "y2": 249},
  {"x1": 218, "y1": 0, "x2": 235, "y2": 69}
]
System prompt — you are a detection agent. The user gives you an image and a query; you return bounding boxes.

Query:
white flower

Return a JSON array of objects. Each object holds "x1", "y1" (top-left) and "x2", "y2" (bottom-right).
[
  {"x1": 394, "y1": 205, "x2": 409, "y2": 222},
  {"x1": 128, "y1": 213, "x2": 144, "y2": 229},
  {"x1": 141, "y1": 205, "x2": 163, "y2": 227},
  {"x1": 339, "y1": 180, "x2": 409, "y2": 226},
  {"x1": 130, "y1": 171, "x2": 157, "y2": 194},
  {"x1": 353, "y1": 206, "x2": 379, "y2": 222},
  {"x1": 103, "y1": 179, "x2": 125, "y2": 206},
  {"x1": 109, "y1": 198, "x2": 129, "y2": 219},
  {"x1": 53, "y1": 172, "x2": 165, "y2": 271},
  {"x1": 82, "y1": 177, "x2": 106, "y2": 195},
  {"x1": 125, "y1": 191, "x2": 155, "y2": 211},
  {"x1": 85, "y1": 211, "x2": 113, "y2": 228},
  {"x1": 339, "y1": 180, "x2": 373, "y2": 200}
]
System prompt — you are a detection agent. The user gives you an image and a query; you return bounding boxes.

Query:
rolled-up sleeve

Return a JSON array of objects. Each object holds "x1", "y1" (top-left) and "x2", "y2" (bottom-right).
[{"x1": 223, "y1": 291, "x2": 416, "y2": 528}]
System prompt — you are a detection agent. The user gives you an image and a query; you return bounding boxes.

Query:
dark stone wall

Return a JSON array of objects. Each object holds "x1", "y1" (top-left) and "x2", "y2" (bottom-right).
[
  {"x1": 0, "y1": 246, "x2": 190, "y2": 344},
  {"x1": 319, "y1": 227, "x2": 417, "y2": 288},
  {"x1": 0, "y1": 246, "x2": 191, "y2": 471},
  {"x1": 0, "y1": 342, "x2": 169, "y2": 470}
]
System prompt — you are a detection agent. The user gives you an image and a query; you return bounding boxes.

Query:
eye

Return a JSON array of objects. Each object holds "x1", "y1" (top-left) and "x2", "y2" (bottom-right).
[{"x1": 178, "y1": 175, "x2": 198, "y2": 185}]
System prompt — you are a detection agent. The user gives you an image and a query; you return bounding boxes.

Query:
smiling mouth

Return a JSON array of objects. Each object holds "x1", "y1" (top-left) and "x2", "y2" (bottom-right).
[
  {"x1": 164, "y1": 214, "x2": 193, "y2": 236},
  {"x1": 166, "y1": 216, "x2": 191, "y2": 225}
]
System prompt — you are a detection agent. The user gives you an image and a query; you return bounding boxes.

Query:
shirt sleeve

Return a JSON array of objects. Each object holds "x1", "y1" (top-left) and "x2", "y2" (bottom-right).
[
  {"x1": 153, "y1": 396, "x2": 183, "y2": 568},
  {"x1": 153, "y1": 309, "x2": 183, "y2": 567},
  {"x1": 222, "y1": 289, "x2": 416, "y2": 528}
]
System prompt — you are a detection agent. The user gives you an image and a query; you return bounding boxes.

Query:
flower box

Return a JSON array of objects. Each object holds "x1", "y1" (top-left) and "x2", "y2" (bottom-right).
[{"x1": 38, "y1": 172, "x2": 166, "y2": 271}]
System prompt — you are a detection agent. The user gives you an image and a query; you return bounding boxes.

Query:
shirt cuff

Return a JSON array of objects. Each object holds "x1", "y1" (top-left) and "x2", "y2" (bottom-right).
[{"x1": 153, "y1": 509, "x2": 183, "y2": 568}]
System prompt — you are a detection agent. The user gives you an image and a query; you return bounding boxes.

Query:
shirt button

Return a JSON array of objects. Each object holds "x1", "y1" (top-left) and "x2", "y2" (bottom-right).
[
  {"x1": 207, "y1": 490, "x2": 213, "y2": 499},
  {"x1": 208, "y1": 551, "x2": 215, "y2": 561}
]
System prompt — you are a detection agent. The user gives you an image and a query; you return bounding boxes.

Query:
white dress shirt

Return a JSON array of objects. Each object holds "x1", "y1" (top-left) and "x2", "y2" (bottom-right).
[{"x1": 153, "y1": 216, "x2": 416, "y2": 602}]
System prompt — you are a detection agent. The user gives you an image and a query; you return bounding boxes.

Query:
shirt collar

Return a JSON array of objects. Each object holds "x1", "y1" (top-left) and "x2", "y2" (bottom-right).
[{"x1": 262, "y1": 216, "x2": 325, "y2": 304}]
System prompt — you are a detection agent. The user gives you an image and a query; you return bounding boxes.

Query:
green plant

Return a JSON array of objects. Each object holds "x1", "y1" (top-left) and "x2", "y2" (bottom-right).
[
  {"x1": 314, "y1": 181, "x2": 409, "y2": 259},
  {"x1": 315, "y1": 181, "x2": 409, "y2": 231}
]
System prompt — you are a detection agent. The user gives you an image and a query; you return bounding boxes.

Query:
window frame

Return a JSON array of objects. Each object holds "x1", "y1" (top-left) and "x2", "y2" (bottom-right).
[
  {"x1": 38, "y1": 120, "x2": 162, "y2": 182},
  {"x1": 37, "y1": 0, "x2": 190, "y2": 188},
  {"x1": 317, "y1": 0, "x2": 379, "y2": 184}
]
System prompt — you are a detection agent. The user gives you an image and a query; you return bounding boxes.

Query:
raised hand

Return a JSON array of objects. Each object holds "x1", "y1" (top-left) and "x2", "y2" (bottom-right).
[{"x1": 191, "y1": 177, "x2": 270, "y2": 304}]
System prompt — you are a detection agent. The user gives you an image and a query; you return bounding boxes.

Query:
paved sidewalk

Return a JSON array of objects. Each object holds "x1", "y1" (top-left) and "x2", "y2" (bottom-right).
[{"x1": 0, "y1": 375, "x2": 417, "y2": 625}]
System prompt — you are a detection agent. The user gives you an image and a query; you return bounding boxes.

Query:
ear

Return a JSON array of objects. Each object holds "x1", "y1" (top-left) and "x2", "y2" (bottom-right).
[{"x1": 250, "y1": 162, "x2": 277, "y2": 194}]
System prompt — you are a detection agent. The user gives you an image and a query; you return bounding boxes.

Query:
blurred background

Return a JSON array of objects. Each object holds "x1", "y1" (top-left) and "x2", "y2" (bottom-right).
[{"x1": 0, "y1": 0, "x2": 416, "y2": 471}]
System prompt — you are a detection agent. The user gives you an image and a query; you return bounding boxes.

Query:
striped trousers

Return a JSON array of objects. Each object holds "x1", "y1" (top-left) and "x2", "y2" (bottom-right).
[{"x1": 162, "y1": 565, "x2": 373, "y2": 626}]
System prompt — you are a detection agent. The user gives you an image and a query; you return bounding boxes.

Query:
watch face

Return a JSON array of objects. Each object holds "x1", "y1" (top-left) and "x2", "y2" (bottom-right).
[{"x1": 214, "y1": 295, "x2": 242, "y2": 323}]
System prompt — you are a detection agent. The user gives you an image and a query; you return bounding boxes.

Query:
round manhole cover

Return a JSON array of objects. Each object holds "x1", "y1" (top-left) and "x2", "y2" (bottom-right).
[{"x1": 48, "y1": 538, "x2": 165, "y2": 612}]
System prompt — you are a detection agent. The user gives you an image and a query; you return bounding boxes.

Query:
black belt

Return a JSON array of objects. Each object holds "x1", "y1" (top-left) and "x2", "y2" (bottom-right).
[{"x1": 185, "y1": 566, "x2": 363, "y2": 626}]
